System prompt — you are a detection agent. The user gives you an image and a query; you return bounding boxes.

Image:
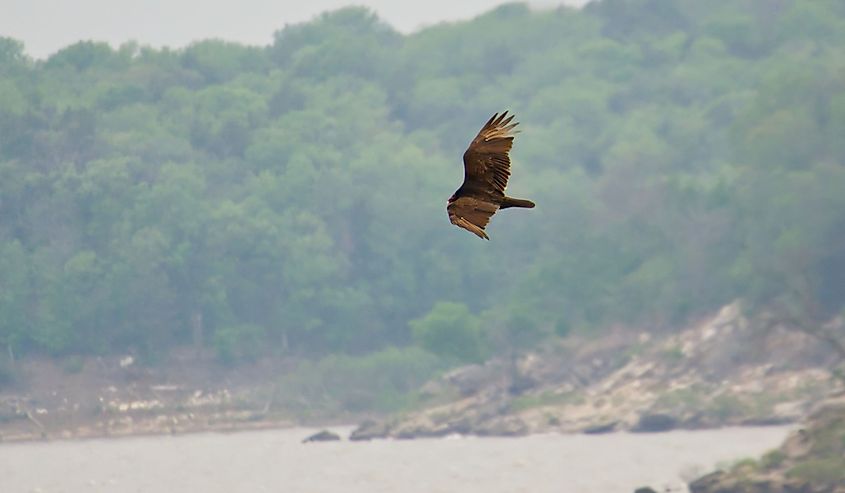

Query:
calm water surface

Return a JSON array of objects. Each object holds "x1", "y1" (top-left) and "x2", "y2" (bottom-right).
[{"x1": 0, "y1": 426, "x2": 790, "y2": 493}]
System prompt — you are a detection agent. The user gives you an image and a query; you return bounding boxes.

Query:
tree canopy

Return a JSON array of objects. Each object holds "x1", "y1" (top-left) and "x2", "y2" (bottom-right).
[{"x1": 0, "y1": 0, "x2": 843, "y2": 362}]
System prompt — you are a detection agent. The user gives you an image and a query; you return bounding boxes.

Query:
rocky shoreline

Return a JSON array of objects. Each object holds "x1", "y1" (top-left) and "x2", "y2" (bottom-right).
[
  {"x1": 350, "y1": 303, "x2": 841, "y2": 440},
  {"x1": 687, "y1": 396, "x2": 845, "y2": 493},
  {"x1": 0, "y1": 382, "x2": 298, "y2": 443},
  {"x1": 1, "y1": 302, "x2": 841, "y2": 445},
  {"x1": 0, "y1": 352, "x2": 301, "y2": 443}
]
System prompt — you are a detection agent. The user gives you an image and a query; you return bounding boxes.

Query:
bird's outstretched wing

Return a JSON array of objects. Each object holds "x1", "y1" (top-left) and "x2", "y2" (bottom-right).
[
  {"x1": 447, "y1": 196, "x2": 498, "y2": 240},
  {"x1": 461, "y1": 111, "x2": 519, "y2": 196}
]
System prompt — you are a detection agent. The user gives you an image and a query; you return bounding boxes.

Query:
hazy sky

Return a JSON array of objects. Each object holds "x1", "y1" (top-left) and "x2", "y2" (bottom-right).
[{"x1": 3, "y1": 0, "x2": 590, "y2": 59}]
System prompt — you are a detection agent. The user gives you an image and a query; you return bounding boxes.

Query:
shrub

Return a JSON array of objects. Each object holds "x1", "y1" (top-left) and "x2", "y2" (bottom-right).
[
  {"x1": 554, "y1": 317, "x2": 571, "y2": 338},
  {"x1": 61, "y1": 355, "x2": 86, "y2": 374},
  {"x1": 708, "y1": 393, "x2": 750, "y2": 420},
  {"x1": 787, "y1": 458, "x2": 845, "y2": 484},
  {"x1": 410, "y1": 302, "x2": 486, "y2": 364},
  {"x1": 760, "y1": 449, "x2": 786, "y2": 470},
  {"x1": 276, "y1": 346, "x2": 444, "y2": 416},
  {"x1": 0, "y1": 356, "x2": 17, "y2": 388},
  {"x1": 213, "y1": 324, "x2": 267, "y2": 364}
]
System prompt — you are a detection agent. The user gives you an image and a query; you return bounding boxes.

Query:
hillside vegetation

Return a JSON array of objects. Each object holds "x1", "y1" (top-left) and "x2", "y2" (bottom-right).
[{"x1": 0, "y1": 0, "x2": 843, "y2": 369}]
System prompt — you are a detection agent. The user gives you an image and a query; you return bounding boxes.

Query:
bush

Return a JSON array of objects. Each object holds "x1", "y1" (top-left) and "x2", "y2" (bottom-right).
[
  {"x1": 760, "y1": 449, "x2": 786, "y2": 470},
  {"x1": 61, "y1": 355, "x2": 85, "y2": 374},
  {"x1": 504, "y1": 309, "x2": 547, "y2": 350},
  {"x1": 410, "y1": 302, "x2": 486, "y2": 364},
  {"x1": 0, "y1": 356, "x2": 17, "y2": 388},
  {"x1": 787, "y1": 458, "x2": 845, "y2": 484},
  {"x1": 213, "y1": 324, "x2": 267, "y2": 364},
  {"x1": 708, "y1": 393, "x2": 750, "y2": 420},
  {"x1": 554, "y1": 317, "x2": 571, "y2": 338},
  {"x1": 276, "y1": 346, "x2": 444, "y2": 416}
]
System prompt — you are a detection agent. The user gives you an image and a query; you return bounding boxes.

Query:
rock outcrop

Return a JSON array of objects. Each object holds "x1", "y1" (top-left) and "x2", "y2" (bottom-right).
[
  {"x1": 349, "y1": 419, "x2": 391, "y2": 441},
  {"x1": 632, "y1": 413, "x2": 678, "y2": 433},
  {"x1": 352, "y1": 302, "x2": 842, "y2": 439},
  {"x1": 689, "y1": 397, "x2": 845, "y2": 493},
  {"x1": 302, "y1": 429, "x2": 341, "y2": 442}
]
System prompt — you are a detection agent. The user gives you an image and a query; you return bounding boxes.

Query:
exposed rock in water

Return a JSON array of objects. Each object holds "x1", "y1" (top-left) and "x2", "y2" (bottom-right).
[
  {"x1": 302, "y1": 429, "x2": 341, "y2": 443},
  {"x1": 582, "y1": 421, "x2": 618, "y2": 434},
  {"x1": 349, "y1": 419, "x2": 391, "y2": 441},
  {"x1": 688, "y1": 397, "x2": 845, "y2": 493},
  {"x1": 688, "y1": 473, "x2": 732, "y2": 493},
  {"x1": 632, "y1": 413, "x2": 677, "y2": 433},
  {"x1": 633, "y1": 488, "x2": 658, "y2": 493}
]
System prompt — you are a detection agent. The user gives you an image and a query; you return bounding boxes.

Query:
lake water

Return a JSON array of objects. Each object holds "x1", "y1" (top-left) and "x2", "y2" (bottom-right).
[{"x1": 0, "y1": 426, "x2": 790, "y2": 493}]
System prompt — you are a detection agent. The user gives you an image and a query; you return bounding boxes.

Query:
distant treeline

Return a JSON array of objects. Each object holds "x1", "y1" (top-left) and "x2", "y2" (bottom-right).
[{"x1": 0, "y1": 0, "x2": 843, "y2": 363}]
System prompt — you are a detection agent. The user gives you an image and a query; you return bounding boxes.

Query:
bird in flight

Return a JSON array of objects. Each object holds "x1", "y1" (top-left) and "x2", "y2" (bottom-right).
[{"x1": 447, "y1": 111, "x2": 535, "y2": 240}]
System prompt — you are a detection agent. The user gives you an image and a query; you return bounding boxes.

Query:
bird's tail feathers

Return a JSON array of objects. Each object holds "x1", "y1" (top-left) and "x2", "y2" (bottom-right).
[{"x1": 501, "y1": 196, "x2": 535, "y2": 209}]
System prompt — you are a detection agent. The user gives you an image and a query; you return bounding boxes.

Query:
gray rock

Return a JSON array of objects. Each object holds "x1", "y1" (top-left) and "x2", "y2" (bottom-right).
[
  {"x1": 739, "y1": 415, "x2": 795, "y2": 427},
  {"x1": 633, "y1": 488, "x2": 658, "y2": 493},
  {"x1": 582, "y1": 421, "x2": 618, "y2": 434},
  {"x1": 632, "y1": 413, "x2": 677, "y2": 433},
  {"x1": 349, "y1": 419, "x2": 391, "y2": 441},
  {"x1": 445, "y1": 363, "x2": 502, "y2": 396},
  {"x1": 302, "y1": 429, "x2": 341, "y2": 443},
  {"x1": 687, "y1": 471, "x2": 725, "y2": 493}
]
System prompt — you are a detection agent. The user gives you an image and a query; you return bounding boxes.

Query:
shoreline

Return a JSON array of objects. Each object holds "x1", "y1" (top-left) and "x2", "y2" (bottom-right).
[
  {"x1": 0, "y1": 417, "x2": 293, "y2": 445},
  {"x1": 1, "y1": 303, "x2": 841, "y2": 444},
  {"x1": 0, "y1": 416, "x2": 795, "y2": 446}
]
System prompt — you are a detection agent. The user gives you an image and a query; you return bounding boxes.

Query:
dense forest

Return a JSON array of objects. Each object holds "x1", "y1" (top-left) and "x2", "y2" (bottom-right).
[{"x1": 0, "y1": 0, "x2": 844, "y2": 369}]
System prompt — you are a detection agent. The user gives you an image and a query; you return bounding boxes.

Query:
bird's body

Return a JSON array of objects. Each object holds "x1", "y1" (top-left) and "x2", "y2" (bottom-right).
[{"x1": 447, "y1": 111, "x2": 535, "y2": 240}]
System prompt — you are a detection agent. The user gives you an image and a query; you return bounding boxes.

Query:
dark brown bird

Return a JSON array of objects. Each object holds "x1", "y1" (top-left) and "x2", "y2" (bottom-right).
[{"x1": 447, "y1": 111, "x2": 535, "y2": 240}]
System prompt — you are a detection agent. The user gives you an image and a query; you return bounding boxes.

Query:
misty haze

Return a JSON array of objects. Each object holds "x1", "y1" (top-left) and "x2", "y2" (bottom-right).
[{"x1": 1, "y1": 1, "x2": 844, "y2": 492}]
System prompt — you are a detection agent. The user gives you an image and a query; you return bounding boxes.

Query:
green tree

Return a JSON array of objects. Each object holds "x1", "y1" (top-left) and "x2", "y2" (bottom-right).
[
  {"x1": 0, "y1": 0, "x2": 843, "y2": 367},
  {"x1": 410, "y1": 302, "x2": 485, "y2": 363},
  {"x1": 0, "y1": 241, "x2": 30, "y2": 359}
]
